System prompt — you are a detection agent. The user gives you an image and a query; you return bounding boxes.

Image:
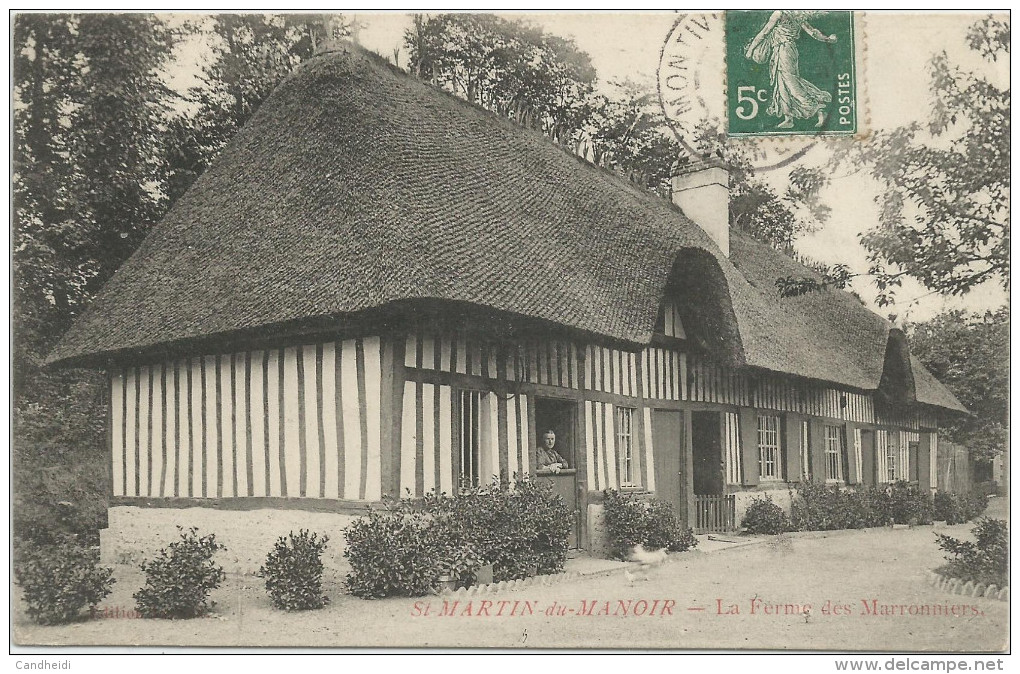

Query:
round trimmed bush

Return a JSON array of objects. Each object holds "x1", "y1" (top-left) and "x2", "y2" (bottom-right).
[
  {"x1": 741, "y1": 494, "x2": 792, "y2": 535},
  {"x1": 15, "y1": 538, "x2": 115, "y2": 625},
  {"x1": 259, "y1": 530, "x2": 330, "y2": 611},
  {"x1": 134, "y1": 527, "x2": 225, "y2": 619}
]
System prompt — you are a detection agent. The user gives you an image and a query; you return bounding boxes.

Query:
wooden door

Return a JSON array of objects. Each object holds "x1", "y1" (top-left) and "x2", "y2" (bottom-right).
[
  {"x1": 652, "y1": 409, "x2": 685, "y2": 516},
  {"x1": 539, "y1": 472, "x2": 579, "y2": 548}
]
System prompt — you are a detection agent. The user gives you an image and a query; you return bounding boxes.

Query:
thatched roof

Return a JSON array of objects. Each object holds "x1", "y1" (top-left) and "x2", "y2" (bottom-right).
[
  {"x1": 47, "y1": 45, "x2": 964, "y2": 413},
  {"x1": 728, "y1": 231, "x2": 965, "y2": 412}
]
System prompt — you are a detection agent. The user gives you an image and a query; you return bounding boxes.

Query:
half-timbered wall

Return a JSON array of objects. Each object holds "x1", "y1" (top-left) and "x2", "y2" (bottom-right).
[
  {"x1": 110, "y1": 338, "x2": 385, "y2": 501},
  {"x1": 686, "y1": 355, "x2": 875, "y2": 423},
  {"x1": 723, "y1": 411, "x2": 742, "y2": 484},
  {"x1": 397, "y1": 384, "x2": 532, "y2": 497},
  {"x1": 641, "y1": 347, "x2": 685, "y2": 401},
  {"x1": 109, "y1": 326, "x2": 945, "y2": 506}
]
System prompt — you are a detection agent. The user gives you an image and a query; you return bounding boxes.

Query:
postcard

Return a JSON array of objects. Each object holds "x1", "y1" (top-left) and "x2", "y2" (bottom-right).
[{"x1": 11, "y1": 10, "x2": 1009, "y2": 658}]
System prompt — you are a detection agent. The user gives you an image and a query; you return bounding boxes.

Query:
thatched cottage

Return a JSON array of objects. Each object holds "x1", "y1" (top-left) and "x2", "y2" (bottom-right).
[{"x1": 48, "y1": 45, "x2": 965, "y2": 569}]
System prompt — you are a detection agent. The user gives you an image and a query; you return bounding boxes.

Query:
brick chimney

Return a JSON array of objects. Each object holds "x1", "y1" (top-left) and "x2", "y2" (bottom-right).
[{"x1": 670, "y1": 155, "x2": 731, "y2": 257}]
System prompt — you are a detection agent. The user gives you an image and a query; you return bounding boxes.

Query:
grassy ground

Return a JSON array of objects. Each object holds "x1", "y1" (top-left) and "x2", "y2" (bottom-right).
[{"x1": 13, "y1": 498, "x2": 1009, "y2": 651}]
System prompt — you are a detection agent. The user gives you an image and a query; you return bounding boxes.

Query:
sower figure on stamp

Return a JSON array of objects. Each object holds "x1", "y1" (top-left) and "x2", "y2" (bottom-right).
[
  {"x1": 745, "y1": 10, "x2": 837, "y2": 129},
  {"x1": 536, "y1": 430, "x2": 569, "y2": 473}
]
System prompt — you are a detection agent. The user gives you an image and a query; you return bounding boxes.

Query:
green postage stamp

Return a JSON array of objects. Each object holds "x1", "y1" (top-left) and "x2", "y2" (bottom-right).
[{"x1": 726, "y1": 10, "x2": 857, "y2": 136}]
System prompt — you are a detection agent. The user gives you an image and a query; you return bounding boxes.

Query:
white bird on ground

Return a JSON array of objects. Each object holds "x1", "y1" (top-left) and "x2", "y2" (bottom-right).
[{"x1": 624, "y1": 544, "x2": 669, "y2": 584}]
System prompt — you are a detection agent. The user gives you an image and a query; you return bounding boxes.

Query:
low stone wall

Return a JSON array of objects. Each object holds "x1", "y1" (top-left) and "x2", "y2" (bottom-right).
[
  {"x1": 732, "y1": 488, "x2": 794, "y2": 523},
  {"x1": 101, "y1": 506, "x2": 361, "y2": 578}
]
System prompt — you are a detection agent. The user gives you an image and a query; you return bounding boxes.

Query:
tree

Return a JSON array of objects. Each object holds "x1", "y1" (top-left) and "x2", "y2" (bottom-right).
[
  {"x1": 13, "y1": 13, "x2": 182, "y2": 543},
  {"x1": 844, "y1": 15, "x2": 1009, "y2": 304},
  {"x1": 14, "y1": 15, "x2": 178, "y2": 355},
  {"x1": 574, "y1": 80, "x2": 684, "y2": 192},
  {"x1": 406, "y1": 13, "x2": 596, "y2": 143},
  {"x1": 906, "y1": 306, "x2": 1008, "y2": 463},
  {"x1": 164, "y1": 14, "x2": 348, "y2": 203}
]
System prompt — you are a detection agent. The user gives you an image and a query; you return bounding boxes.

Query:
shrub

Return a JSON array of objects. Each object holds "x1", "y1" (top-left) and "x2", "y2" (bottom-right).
[
  {"x1": 791, "y1": 482, "x2": 933, "y2": 531},
  {"x1": 643, "y1": 499, "x2": 698, "y2": 552},
  {"x1": 134, "y1": 527, "x2": 226, "y2": 619},
  {"x1": 887, "y1": 481, "x2": 934, "y2": 525},
  {"x1": 790, "y1": 482, "x2": 865, "y2": 531},
  {"x1": 601, "y1": 489, "x2": 647, "y2": 559},
  {"x1": 14, "y1": 464, "x2": 108, "y2": 548},
  {"x1": 420, "y1": 479, "x2": 573, "y2": 581},
  {"x1": 933, "y1": 490, "x2": 983, "y2": 524},
  {"x1": 259, "y1": 530, "x2": 330, "y2": 611},
  {"x1": 343, "y1": 479, "x2": 572, "y2": 598},
  {"x1": 602, "y1": 490, "x2": 698, "y2": 560},
  {"x1": 344, "y1": 510, "x2": 443, "y2": 599},
  {"x1": 935, "y1": 518, "x2": 1008, "y2": 587},
  {"x1": 965, "y1": 493, "x2": 990, "y2": 520},
  {"x1": 14, "y1": 538, "x2": 114, "y2": 625},
  {"x1": 741, "y1": 494, "x2": 791, "y2": 534}
]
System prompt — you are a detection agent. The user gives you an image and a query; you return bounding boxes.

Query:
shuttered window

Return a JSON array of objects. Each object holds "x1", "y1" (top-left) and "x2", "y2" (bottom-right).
[
  {"x1": 757, "y1": 414, "x2": 781, "y2": 480},
  {"x1": 824, "y1": 424, "x2": 844, "y2": 482}
]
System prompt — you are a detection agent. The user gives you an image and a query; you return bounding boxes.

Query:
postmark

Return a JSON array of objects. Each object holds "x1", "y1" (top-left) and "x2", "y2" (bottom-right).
[{"x1": 726, "y1": 10, "x2": 857, "y2": 137}]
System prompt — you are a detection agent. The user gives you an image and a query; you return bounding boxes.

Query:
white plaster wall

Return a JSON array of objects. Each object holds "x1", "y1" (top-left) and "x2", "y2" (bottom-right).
[
  {"x1": 586, "y1": 504, "x2": 613, "y2": 559},
  {"x1": 732, "y1": 488, "x2": 795, "y2": 524},
  {"x1": 101, "y1": 506, "x2": 361, "y2": 578}
]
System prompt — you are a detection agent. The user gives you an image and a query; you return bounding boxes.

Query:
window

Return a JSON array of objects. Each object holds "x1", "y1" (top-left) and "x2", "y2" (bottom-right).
[
  {"x1": 885, "y1": 432, "x2": 899, "y2": 483},
  {"x1": 459, "y1": 390, "x2": 482, "y2": 489},
  {"x1": 616, "y1": 407, "x2": 638, "y2": 487},
  {"x1": 877, "y1": 430, "x2": 906, "y2": 483},
  {"x1": 800, "y1": 420, "x2": 811, "y2": 480},
  {"x1": 824, "y1": 424, "x2": 844, "y2": 482},
  {"x1": 757, "y1": 415, "x2": 781, "y2": 480}
]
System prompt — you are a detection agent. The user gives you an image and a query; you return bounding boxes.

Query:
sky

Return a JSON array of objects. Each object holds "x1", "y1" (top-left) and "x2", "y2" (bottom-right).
[{"x1": 353, "y1": 11, "x2": 1008, "y2": 324}]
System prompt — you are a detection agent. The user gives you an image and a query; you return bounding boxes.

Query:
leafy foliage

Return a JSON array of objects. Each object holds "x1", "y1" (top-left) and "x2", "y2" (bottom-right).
[
  {"x1": 134, "y1": 527, "x2": 226, "y2": 619},
  {"x1": 791, "y1": 481, "x2": 935, "y2": 531},
  {"x1": 933, "y1": 490, "x2": 989, "y2": 525},
  {"x1": 13, "y1": 13, "x2": 183, "y2": 557},
  {"x1": 740, "y1": 494, "x2": 792, "y2": 534},
  {"x1": 601, "y1": 490, "x2": 698, "y2": 560},
  {"x1": 421, "y1": 479, "x2": 573, "y2": 581},
  {"x1": 407, "y1": 13, "x2": 595, "y2": 144},
  {"x1": 906, "y1": 307, "x2": 1008, "y2": 462},
  {"x1": 14, "y1": 538, "x2": 115, "y2": 625},
  {"x1": 935, "y1": 518, "x2": 1008, "y2": 588},
  {"x1": 575, "y1": 80, "x2": 685, "y2": 191},
  {"x1": 343, "y1": 510, "x2": 443, "y2": 599},
  {"x1": 259, "y1": 530, "x2": 330, "y2": 611},
  {"x1": 344, "y1": 479, "x2": 571, "y2": 599},
  {"x1": 886, "y1": 481, "x2": 935, "y2": 526},
  {"x1": 775, "y1": 263, "x2": 854, "y2": 299},
  {"x1": 834, "y1": 15, "x2": 1008, "y2": 303}
]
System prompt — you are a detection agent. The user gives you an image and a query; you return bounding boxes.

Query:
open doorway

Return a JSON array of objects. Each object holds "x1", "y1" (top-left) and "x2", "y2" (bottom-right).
[
  {"x1": 533, "y1": 397, "x2": 579, "y2": 548},
  {"x1": 533, "y1": 398, "x2": 576, "y2": 470},
  {"x1": 692, "y1": 411, "x2": 724, "y2": 495}
]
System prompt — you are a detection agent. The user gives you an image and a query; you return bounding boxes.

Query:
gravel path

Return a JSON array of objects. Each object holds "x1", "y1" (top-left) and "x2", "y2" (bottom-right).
[{"x1": 14, "y1": 499, "x2": 1009, "y2": 651}]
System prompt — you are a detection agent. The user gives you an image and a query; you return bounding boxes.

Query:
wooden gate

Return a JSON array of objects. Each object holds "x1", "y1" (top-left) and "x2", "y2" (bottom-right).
[{"x1": 694, "y1": 494, "x2": 736, "y2": 534}]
